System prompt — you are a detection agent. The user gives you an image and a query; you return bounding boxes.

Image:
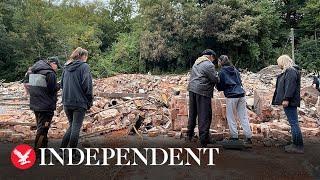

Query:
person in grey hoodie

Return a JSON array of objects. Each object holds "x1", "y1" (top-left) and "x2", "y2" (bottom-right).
[
  {"x1": 187, "y1": 49, "x2": 219, "y2": 147},
  {"x1": 216, "y1": 55, "x2": 252, "y2": 146},
  {"x1": 60, "y1": 47, "x2": 93, "y2": 150}
]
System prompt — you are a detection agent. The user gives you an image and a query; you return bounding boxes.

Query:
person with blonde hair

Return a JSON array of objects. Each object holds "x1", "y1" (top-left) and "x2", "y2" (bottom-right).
[
  {"x1": 272, "y1": 54, "x2": 304, "y2": 153},
  {"x1": 60, "y1": 47, "x2": 93, "y2": 156}
]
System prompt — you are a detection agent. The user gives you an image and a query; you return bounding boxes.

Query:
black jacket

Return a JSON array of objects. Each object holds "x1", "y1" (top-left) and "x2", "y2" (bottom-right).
[
  {"x1": 61, "y1": 60, "x2": 93, "y2": 110},
  {"x1": 272, "y1": 66, "x2": 301, "y2": 107},
  {"x1": 187, "y1": 56, "x2": 219, "y2": 98},
  {"x1": 27, "y1": 60, "x2": 58, "y2": 111},
  {"x1": 216, "y1": 66, "x2": 245, "y2": 98},
  {"x1": 313, "y1": 76, "x2": 320, "y2": 92}
]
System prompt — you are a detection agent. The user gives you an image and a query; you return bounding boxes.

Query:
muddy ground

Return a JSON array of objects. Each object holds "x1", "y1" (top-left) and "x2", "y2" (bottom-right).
[{"x1": 0, "y1": 134, "x2": 319, "y2": 180}]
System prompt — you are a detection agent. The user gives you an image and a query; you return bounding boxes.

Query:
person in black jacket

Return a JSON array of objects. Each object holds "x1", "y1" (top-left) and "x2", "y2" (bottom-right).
[
  {"x1": 26, "y1": 57, "x2": 61, "y2": 155},
  {"x1": 60, "y1": 47, "x2": 93, "y2": 150},
  {"x1": 272, "y1": 55, "x2": 304, "y2": 154},
  {"x1": 313, "y1": 75, "x2": 320, "y2": 92},
  {"x1": 216, "y1": 55, "x2": 252, "y2": 146},
  {"x1": 187, "y1": 49, "x2": 219, "y2": 147}
]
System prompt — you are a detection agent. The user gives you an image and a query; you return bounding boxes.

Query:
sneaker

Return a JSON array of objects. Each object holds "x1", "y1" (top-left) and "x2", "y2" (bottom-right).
[
  {"x1": 285, "y1": 144, "x2": 304, "y2": 154},
  {"x1": 186, "y1": 136, "x2": 192, "y2": 142},
  {"x1": 244, "y1": 138, "x2": 253, "y2": 148},
  {"x1": 208, "y1": 138, "x2": 216, "y2": 145},
  {"x1": 230, "y1": 137, "x2": 239, "y2": 141},
  {"x1": 71, "y1": 151, "x2": 83, "y2": 163},
  {"x1": 201, "y1": 143, "x2": 207, "y2": 148}
]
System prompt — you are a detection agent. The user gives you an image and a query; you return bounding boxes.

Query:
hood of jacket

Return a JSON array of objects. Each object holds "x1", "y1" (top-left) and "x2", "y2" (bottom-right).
[
  {"x1": 64, "y1": 60, "x2": 85, "y2": 72},
  {"x1": 292, "y1": 65, "x2": 301, "y2": 71},
  {"x1": 195, "y1": 56, "x2": 211, "y2": 65},
  {"x1": 221, "y1": 65, "x2": 237, "y2": 75},
  {"x1": 31, "y1": 60, "x2": 54, "y2": 74}
]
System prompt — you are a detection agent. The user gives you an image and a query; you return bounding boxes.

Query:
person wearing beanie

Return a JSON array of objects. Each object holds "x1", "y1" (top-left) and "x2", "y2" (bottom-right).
[
  {"x1": 187, "y1": 49, "x2": 219, "y2": 147},
  {"x1": 25, "y1": 56, "x2": 61, "y2": 156}
]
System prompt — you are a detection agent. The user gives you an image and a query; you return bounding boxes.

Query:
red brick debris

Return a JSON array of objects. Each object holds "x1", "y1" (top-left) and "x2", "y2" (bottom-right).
[{"x1": 0, "y1": 65, "x2": 319, "y2": 147}]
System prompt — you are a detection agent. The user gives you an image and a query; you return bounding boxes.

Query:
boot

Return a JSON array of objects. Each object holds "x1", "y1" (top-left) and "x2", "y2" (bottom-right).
[{"x1": 285, "y1": 144, "x2": 304, "y2": 154}]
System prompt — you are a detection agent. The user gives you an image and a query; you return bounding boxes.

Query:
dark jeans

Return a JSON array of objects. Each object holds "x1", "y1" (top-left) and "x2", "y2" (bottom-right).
[
  {"x1": 60, "y1": 106, "x2": 86, "y2": 148},
  {"x1": 34, "y1": 111, "x2": 54, "y2": 152},
  {"x1": 284, "y1": 106, "x2": 304, "y2": 148},
  {"x1": 187, "y1": 91, "x2": 212, "y2": 147}
]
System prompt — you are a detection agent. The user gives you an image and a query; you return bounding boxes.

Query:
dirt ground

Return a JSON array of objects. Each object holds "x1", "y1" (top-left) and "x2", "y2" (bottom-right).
[{"x1": 0, "y1": 135, "x2": 319, "y2": 180}]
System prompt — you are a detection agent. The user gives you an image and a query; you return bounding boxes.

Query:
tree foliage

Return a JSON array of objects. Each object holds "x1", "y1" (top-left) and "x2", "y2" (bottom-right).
[{"x1": 0, "y1": 0, "x2": 319, "y2": 81}]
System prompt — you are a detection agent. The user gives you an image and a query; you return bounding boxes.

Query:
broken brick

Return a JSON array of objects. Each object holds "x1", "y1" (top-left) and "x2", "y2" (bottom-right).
[
  {"x1": 0, "y1": 129, "x2": 13, "y2": 138},
  {"x1": 148, "y1": 130, "x2": 159, "y2": 137},
  {"x1": 172, "y1": 114, "x2": 188, "y2": 131}
]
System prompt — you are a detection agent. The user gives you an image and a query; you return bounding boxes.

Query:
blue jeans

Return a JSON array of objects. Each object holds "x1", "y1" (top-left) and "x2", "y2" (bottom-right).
[{"x1": 284, "y1": 106, "x2": 304, "y2": 148}]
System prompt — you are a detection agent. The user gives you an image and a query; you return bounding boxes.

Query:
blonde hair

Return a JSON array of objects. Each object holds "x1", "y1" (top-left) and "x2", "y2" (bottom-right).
[
  {"x1": 277, "y1": 55, "x2": 294, "y2": 71},
  {"x1": 69, "y1": 47, "x2": 88, "y2": 61}
]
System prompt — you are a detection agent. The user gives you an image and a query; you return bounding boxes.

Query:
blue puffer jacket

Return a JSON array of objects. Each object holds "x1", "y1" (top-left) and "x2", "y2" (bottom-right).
[{"x1": 216, "y1": 66, "x2": 245, "y2": 98}]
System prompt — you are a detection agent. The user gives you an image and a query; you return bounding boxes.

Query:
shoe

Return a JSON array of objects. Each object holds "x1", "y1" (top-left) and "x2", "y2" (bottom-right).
[
  {"x1": 201, "y1": 144, "x2": 207, "y2": 148},
  {"x1": 208, "y1": 138, "x2": 216, "y2": 145},
  {"x1": 244, "y1": 138, "x2": 253, "y2": 148},
  {"x1": 285, "y1": 144, "x2": 304, "y2": 154},
  {"x1": 185, "y1": 136, "x2": 192, "y2": 142},
  {"x1": 229, "y1": 137, "x2": 239, "y2": 141},
  {"x1": 71, "y1": 151, "x2": 83, "y2": 163}
]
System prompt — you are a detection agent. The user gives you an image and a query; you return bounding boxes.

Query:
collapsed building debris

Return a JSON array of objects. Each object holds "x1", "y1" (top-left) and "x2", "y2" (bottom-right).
[{"x1": 0, "y1": 66, "x2": 319, "y2": 147}]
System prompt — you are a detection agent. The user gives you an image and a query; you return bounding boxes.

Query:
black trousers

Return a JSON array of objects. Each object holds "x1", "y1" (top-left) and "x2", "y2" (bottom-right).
[
  {"x1": 60, "y1": 106, "x2": 86, "y2": 148},
  {"x1": 34, "y1": 111, "x2": 54, "y2": 152},
  {"x1": 187, "y1": 91, "x2": 212, "y2": 147}
]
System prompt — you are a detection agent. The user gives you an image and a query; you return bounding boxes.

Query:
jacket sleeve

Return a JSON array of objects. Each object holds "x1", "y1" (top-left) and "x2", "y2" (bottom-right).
[
  {"x1": 60, "y1": 70, "x2": 64, "y2": 89},
  {"x1": 283, "y1": 68, "x2": 297, "y2": 100},
  {"x1": 81, "y1": 64, "x2": 93, "y2": 109},
  {"x1": 204, "y1": 63, "x2": 219, "y2": 84},
  {"x1": 216, "y1": 71, "x2": 225, "y2": 91},
  {"x1": 46, "y1": 72, "x2": 57, "y2": 95},
  {"x1": 236, "y1": 70, "x2": 243, "y2": 86},
  {"x1": 22, "y1": 67, "x2": 32, "y2": 83}
]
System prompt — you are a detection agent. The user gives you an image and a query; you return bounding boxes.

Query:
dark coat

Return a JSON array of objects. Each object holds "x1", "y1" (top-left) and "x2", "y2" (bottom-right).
[
  {"x1": 61, "y1": 60, "x2": 93, "y2": 110},
  {"x1": 187, "y1": 56, "x2": 219, "y2": 98},
  {"x1": 313, "y1": 76, "x2": 320, "y2": 92},
  {"x1": 216, "y1": 66, "x2": 245, "y2": 98},
  {"x1": 272, "y1": 66, "x2": 301, "y2": 107},
  {"x1": 27, "y1": 60, "x2": 58, "y2": 111}
]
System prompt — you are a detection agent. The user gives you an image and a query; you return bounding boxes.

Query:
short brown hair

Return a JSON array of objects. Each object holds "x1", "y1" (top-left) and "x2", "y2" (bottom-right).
[{"x1": 218, "y1": 55, "x2": 232, "y2": 66}]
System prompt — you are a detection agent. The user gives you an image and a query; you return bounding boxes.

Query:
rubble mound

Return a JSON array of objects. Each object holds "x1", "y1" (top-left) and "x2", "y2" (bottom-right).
[
  {"x1": 257, "y1": 65, "x2": 282, "y2": 76},
  {"x1": 0, "y1": 71, "x2": 319, "y2": 147}
]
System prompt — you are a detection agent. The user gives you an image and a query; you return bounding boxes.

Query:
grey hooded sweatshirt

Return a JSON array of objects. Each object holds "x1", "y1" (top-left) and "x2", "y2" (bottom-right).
[{"x1": 187, "y1": 56, "x2": 219, "y2": 98}]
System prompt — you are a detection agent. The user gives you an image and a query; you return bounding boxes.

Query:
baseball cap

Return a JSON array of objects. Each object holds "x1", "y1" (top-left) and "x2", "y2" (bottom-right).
[
  {"x1": 47, "y1": 56, "x2": 61, "y2": 68},
  {"x1": 201, "y1": 49, "x2": 217, "y2": 58}
]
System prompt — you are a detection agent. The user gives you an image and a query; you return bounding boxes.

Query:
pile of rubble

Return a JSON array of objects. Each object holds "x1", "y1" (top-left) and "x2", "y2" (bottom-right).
[{"x1": 0, "y1": 66, "x2": 319, "y2": 146}]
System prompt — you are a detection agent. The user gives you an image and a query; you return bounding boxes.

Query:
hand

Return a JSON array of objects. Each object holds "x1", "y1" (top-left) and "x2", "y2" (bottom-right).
[{"x1": 282, "y1": 100, "x2": 289, "y2": 108}]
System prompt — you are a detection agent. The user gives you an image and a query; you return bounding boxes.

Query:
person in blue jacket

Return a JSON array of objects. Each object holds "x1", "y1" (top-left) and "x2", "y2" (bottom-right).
[{"x1": 216, "y1": 55, "x2": 252, "y2": 146}]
